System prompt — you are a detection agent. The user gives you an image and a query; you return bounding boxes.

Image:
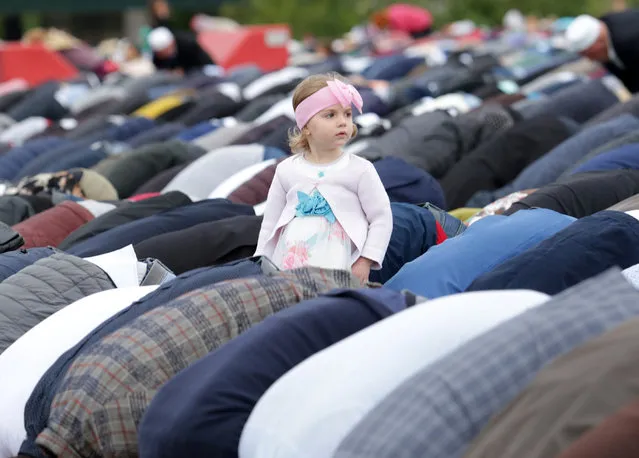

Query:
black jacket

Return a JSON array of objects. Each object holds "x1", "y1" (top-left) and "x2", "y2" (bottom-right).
[
  {"x1": 505, "y1": 170, "x2": 639, "y2": 218},
  {"x1": 57, "y1": 191, "x2": 192, "y2": 250},
  {"x1": 134, "y1": 215, "x2": 263, "y2": 274},
  {"x1": 601, "y1": 9, "x2": 639, "y2": 93},
  {"x1": 153, "y1": 31, "x2": 214, "y2": 73},
  {"x1": 441, "y1": 115, "x2": 576, "y2": 210}
]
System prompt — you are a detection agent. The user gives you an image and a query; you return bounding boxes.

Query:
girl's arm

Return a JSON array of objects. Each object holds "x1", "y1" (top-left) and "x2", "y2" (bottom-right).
[
  {"x1": 357, "y1": 163, "x2": 393, "y2": 270},
  {"x1": 254, "y1": 169, "x2": 287, "y2": 257}
]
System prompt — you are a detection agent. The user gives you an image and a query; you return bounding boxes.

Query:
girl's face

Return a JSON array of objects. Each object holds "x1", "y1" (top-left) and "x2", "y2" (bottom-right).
[{"x1": 305, "y1": 103, "x2": 353, "y2": 153}]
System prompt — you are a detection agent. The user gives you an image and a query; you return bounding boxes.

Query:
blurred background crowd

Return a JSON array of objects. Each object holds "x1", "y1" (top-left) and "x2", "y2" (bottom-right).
[
  {"x1": 0, "y1": 0, "x2": 632, "y2": 72},
  {"x1": 4, "y1": 2, "x2": 639, "y2": 458},
  {"x1": 0, "y1": 0, "x2": 632, "y2": 43}
]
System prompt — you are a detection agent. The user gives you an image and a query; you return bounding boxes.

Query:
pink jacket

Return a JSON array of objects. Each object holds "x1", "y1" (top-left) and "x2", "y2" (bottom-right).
[{"x1": 254, "y1": 154, "x2": 393, "y2": 269}]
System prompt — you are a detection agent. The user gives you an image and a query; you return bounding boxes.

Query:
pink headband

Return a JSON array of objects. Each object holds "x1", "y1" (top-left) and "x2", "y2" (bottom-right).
[{"x1": 294, "y1": 79, "x2": 364, "y2": 129}]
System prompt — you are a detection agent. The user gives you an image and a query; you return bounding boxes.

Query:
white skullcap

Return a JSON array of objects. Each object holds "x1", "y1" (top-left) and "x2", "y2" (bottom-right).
[
  {"x1": 564, "y1": 15, "x2": 602, "y2": 52},
  {"x1": 148, "y1": 27, "x2": 175, "y2": 51},
  {"x1": 503, "y1": 9, "x2": 525, "y2": 31},
  {"x1": 449, "y1": 20, "x2": 476, "y2": 37}
]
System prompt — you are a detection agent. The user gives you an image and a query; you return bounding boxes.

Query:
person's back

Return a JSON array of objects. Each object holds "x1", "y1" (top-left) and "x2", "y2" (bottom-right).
[
  {"x1": 174, "y1": 30, "x2": 214, "y2": 70},
  {"x1": 386, "y1": 4, "x2": 432, "y2": 34},
  {"x1": 600, "y1": 9, "x2": 639, "y2": 92},
  {"x1": 150, "y1": 27, "x2": 214, "y2": 73}
]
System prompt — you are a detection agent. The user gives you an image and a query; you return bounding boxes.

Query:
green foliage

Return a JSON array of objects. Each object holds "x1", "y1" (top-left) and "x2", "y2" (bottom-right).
[
  {"x1": 219, "y1": 0, "x2": 625, "y2": 38},
  {"x1": 220, "y1": 0, "x2": 401, "y2": 38}
]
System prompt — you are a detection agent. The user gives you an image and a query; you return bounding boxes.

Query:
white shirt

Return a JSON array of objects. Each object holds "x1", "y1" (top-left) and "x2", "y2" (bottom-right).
[
  {"x1": 625, "y1": 210, "x2": 639, "y2": 222},
  {"x1": 0, "y1": 286, "x2": 157, "y2": 458},
  {"x1": 209, "y1": 159, "x2": 277, "y2": 199},
  {"x1": 622, "y1": 263, "x2": 639, "y2": 289},
  {"x1": 623, "y1": 211, "x2": 639, "y2": 288},
  {"x1": 239, "y1": 289, "x2": 550, "y2": 458},
  {"x1": 163, "y1": 145, "x2": 267, "y2": 200},
  {"x1": 254, "y1": 97, "x2": 294, "y2": 125},
  {"x1": 76, "y1": 200, "x2": 117, "y2": 218},
  {"x1": 0, "y1": 117, "x2": 49, "y2": 146},
  {"x1": 83, "y1": 244, "x2": 140, "y2": 288},
  {"x1": 243, "y1": 67, "x2": 309, "y2": 100}
]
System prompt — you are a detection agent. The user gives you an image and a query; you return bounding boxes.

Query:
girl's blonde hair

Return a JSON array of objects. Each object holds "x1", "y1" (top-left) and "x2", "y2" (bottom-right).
[{"x1": 288, "y1": 72, "x2": 358, "y2": 153}]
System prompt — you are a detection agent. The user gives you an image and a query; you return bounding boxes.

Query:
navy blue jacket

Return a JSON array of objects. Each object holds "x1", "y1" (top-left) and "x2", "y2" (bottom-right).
[
  {"x1": 127, "y1": 123, "x2": 186, "y2": 149},
  {"x1": 138, "y1": 288, "x2": 408, "y2": 458},
  {"x1": 16, "y1": 118, "x2": 155, "y2": 178},
  {"x1": 67, "y1": 199, "x2": 254, "y2": 257},
  {"x1": 468, "y1": 210, "x2": 639, "y2": 295},
  {"x1": 571, "y1": 143, "x2": 639, "y2": 174},
  {"x1": 0, "y1": 246, "x2": 57, "y2": 282},
  {"x1": 58, "y1": 191, "x2": 192, "y2": 250},
  {"x1": 370, "y1": 203, "x2": 439, "y2": 284},
  {"x1": 0, "y1": 137, "x2": 67, "y2": 180},
  {"x1": 374, "y1": 156, "x2": 446, "y2": 208}
]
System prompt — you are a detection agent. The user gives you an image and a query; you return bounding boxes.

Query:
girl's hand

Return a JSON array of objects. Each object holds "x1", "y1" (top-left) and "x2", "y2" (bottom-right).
[{"x1": 352, "y1": 257, "x2": 373, "y2": 284}]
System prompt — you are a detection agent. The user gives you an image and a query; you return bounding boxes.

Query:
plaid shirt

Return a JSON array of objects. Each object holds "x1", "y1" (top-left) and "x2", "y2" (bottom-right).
[
  {"x1": 36, "y1": 267, "x2": 359, "y2": 458},
  {"x1": 334, "y1": 268, "x2": 639, "y2": 458},
  {"x1": 463, "y1": 316, "x2": 639, "y2": 458}
]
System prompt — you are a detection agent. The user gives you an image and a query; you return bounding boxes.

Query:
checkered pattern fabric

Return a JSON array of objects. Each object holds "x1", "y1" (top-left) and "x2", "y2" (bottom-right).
[
  {"x1": 36, "y1": 267, "x2": 359, "y2": 458},
  {"x1": 334, "y1": 268, "x2": 639, "y2": 458}
]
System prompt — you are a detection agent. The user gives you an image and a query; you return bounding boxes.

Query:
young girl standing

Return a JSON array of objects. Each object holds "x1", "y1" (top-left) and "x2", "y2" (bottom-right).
[{"x1": 254, "y1": 73, "x2": 393, "y2": 283}]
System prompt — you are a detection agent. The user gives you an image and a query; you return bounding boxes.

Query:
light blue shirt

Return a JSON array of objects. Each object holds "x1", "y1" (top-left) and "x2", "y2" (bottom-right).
[{"x1": 385, "y1": 208, "x2": 575, "y2": 298}]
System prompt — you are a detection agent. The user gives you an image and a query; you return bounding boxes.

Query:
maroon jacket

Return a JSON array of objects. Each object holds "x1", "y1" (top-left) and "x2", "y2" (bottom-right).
[
  {"x1": 13, "y1": 201, "x2": 94, "y2": 248},
  {"x1": 228, "y1": 158, "x2": 285, "y2": 206}
]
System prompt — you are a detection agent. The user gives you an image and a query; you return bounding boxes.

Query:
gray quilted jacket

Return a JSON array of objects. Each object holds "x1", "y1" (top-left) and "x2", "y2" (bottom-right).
[{"x1": 0, "y1": 253, "x2": 115, "y2": 354}]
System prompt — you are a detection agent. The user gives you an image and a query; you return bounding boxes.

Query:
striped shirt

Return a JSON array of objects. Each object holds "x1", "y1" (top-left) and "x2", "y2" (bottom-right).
[{"x1": 335, "y1": 268, "x2": 639, "y2": 458}]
